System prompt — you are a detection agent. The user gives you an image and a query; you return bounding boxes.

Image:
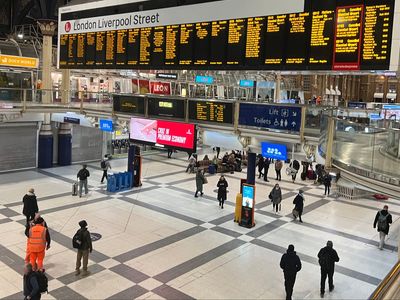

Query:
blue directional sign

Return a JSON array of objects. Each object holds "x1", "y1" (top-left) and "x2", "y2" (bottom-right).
[
  {"x1": 239, "y1": 80, "x2": 255, "y2": 88},
  {"x1": 195, "y1": 75, "x2": 214, "y2": 85},
  {"x1": 348, "y1": 102, "x2": 367, "y2": 108},
  {"x1": 239, "y1": 103, "x2": 302, "y2": 131},
  {"x1": 99, "y1": 119, "x2": 113, "y2": 132},
  {"x1": 261, "y1": 142, "x2": 287, "y2": 161}
]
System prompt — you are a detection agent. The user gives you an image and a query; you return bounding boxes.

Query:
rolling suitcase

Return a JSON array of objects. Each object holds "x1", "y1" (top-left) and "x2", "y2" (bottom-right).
[{"x1": 72, "y1": 182, "x2": 78, "y2": 196}]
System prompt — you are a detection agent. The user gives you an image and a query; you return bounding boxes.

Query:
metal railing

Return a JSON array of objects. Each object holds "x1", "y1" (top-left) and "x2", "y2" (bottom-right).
[{"x1": 370, "y1": 261, "x2": 400, "y2": 300}]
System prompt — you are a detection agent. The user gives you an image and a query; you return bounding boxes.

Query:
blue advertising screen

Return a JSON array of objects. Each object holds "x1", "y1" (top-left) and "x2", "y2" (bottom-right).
[
  {"x1": 99, "y1": 119, "x2": 113, "y2": 132},
  {"x1": 195, "y1": 75, "x2": 214, "y2": 85},
  {"x1": 239, "y1": 80, "x2": 255, "y2": 88},
  {"x1": 261, "y1": 142, "x2": 287, "y2": 161},
  {"x1": 239, "y1": 103, "x2": 302, "y2": 131},
  {"x1": 242, "y1": 185, "x2": 254, "y2": 208}
]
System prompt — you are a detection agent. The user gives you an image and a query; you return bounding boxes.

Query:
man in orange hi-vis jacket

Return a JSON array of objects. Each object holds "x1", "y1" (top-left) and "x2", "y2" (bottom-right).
[{"x1": 28, "y1": 217, "x2": 50, "y2": 271}]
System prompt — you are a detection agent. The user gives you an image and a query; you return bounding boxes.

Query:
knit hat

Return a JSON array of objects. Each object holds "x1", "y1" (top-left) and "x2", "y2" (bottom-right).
[
  {"x1": 35, "y1": 217, "x2": 44, "y2": 224},
  {"x1": 288, "y1": 244, "x2": 295, "y2": 252},
  {"x1": 79, "y1": 220, "x2": 88, "y2": 228}
]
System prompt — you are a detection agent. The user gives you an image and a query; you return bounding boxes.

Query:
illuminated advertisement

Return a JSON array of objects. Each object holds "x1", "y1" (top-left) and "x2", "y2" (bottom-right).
[
  {"x1": 129, "y1": 118, "x2": 157, "y2": 144},
  {"x1": 242, "y1": 184, "x2": 255, "y2": 208},
  {"x1": 149, "y1": 81, "x2": 171, "y2": 95},
  {"x1": 156, "y1": 120, "x2": 196, "y2": 150},
  {"x1": 261, "y1": 142, "x2": 287, "y2": 160}
]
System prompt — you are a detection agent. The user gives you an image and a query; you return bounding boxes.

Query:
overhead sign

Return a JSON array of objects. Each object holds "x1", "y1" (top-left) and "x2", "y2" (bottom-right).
[
  {"x1": 63, "y1": 116, "x2": 80, "y2": 124},
  {"x1": 261, "y1": 142, "x2": 287, "y2": 161},
  {"x1": 239, "y1": 103, "x2": 302, "y2": 131},
  {"x1": 0, "y1": 54, "x2": 39, "y2": 68},
  {"x1": 149, "y1": 81, "x2": 171, "y2": 95},
  {"x1": 156, "y1": 73, "x2": 178, "y2": 80},
  {"x1": 348, "y1": 102, "x2": 367, "y2": 109},
  {"x1": 113, "y1": 95, "x2": 145, "y2": 114},
  {"x1": 99, "y1": 119, "x2": 113, "y2": 132},
  {"x1": 188, "y1": 100, "x2": 234, "y2": 124},
  {"x1": 148, "y1": 97, "x2": 185, "y2": 118},
  {"x1": 239, "y1": 80, "x2": 255, "y2": 88},
  {"x1": 195, "y1": 76, "x2": 214, "y2": 85}
]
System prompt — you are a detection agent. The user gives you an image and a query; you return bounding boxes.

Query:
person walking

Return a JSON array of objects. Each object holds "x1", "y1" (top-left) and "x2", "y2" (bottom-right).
[
  {"x1": 269, "y1": 184, "x2": 282, "y2": 214},
  {"x1": 217, "y1": 175, "x2": 228, "y2": 209},
  {"x1": 77, "y1": 165, "x2": 90, "y2": 197},
  {"x1": 167, "y1": 148, "x2": 173, "y2": 158},
  {"x1": 25, "y1": 214, "x2": 50, "y2": 266},
  {"x1": 373, "y1": 205, "x2": 393, "y2": 250},
  {"x1": 195, "y1": 169, "x2": 206, "y2": 198},
  {"x1": 290, "y1": 160, "x2": 300, "y2": 183},
  {"x1": 318, "y1": 240, "x2": 340, "y2": 297},
  {"x1": 100, "y1": 156, "x2": 111, "y2": 184},
  {"x1": 75, "y1": 220, "x2": 93, "y2": 277},
  {"x1": 23, "y1": 263, "x2": 41, "y2": 300},
  {"x1": 280, "y1": 244, "x2": 302, "y2": 300},
  {"x1": 263, "y1": 158, "x2": 271, "y2": 182},
  {"x1": 186, "y1": 155, "x2": 196, "y2": 173},
  {"x1": 323, "y1": 173, "x2": 332, "y2": 195},
  {"x1": 28, "y1": 217, "x2": 50, "y2": 271},
  {"x1": 293, "y1": 190, "x2": 305, "y2": 223},
  {"x1": 275, "y1": 159, "x2": 283, "y2": 181},
  {"x1": 257, "y1": 155, "x2": 264, "y2": 179},
  {"x1": 23, "y1": 188, "x2": 39, "y2": 225}
]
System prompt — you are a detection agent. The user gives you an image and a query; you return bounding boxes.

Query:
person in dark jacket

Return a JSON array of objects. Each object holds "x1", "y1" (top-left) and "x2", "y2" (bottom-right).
[
  {"x1": 23, "y1": 263, "x2": 41, "y2": 300},
  {"x1": 263, "y1": 158, "x2": 271, "y2": 182},
  {"x1": 318, "y1": 241, "x2": 340, "y2": 297},
  {"x1": 373, "y1": 205, "x2": 393, "y2": 250},
  {"x1": 194, "y1": 170, "x2": 206, "y2": 198},
  {"x1": 77, "y1": 165, "x2": 90, "y2": 198},
  {"x1": 323, "y1": 173, "x2": 332, "y2": 195},
  {"x1": 290, "y1": 160, "x2": 300, "y2": 183},
  {"x1": 280, "y1": 244, "x2": 302, "y2": 300},
  {"x1": 217, "y1": 176, "x2": 228, "y2": 209},
  {"x1": 293, "y1": 190, "x2": 305, "y2": 223},
  {"x1": 257, "y1": 155, "x2": 264, "y2": 178},
  {"x1": 75, "y1": 220, "x2": 93, "y2": 277},
  {"x1": 23, "y1": 188, "x2": 39, "y2": 225},
  {"x1": 269, "y1": 184, "x2": 282, "y2": 214}
]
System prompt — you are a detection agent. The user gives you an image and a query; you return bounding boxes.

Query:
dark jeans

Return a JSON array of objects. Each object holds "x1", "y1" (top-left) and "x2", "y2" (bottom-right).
[
  {"x1": 25, "y1": 213, "x2": 35, "y2": 225},
  {"x1": 264, "y1": 167, "x2": 269, "y2": 181},
  {"x1": 218, "y1": 198, "x2": 225, "y2": 208},
  {"x1": 292, "y1": 173, "x2": 297, "y2": 182},
  {"x1": 324, "y1": 185, "x2": 330, "y2": 195},
  {"x1": 276, "y1": 169, "x2": 282, "y2": 181},
  {"x1": 284, "y1": 273, "x2": 297, "y2": 300},
  {"x1": 320, "y1": 268, "x2": 334, "y2": 293},
  {"x1": 258, "y1": 167, "x2": 263, "y2": 178},
  {"x1": 101, "y1": 170, "x2": 107, "y2": 183}
]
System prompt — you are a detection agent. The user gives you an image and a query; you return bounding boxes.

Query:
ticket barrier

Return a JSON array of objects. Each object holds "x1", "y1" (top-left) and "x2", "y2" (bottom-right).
[{"x1": 107, "y1": 172, "x2": 133, "y2": 192}]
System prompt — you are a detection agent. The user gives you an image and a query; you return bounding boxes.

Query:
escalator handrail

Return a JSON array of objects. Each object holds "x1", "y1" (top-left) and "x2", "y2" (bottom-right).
[{"x1": 369, "y1": 260, "x2": 400, "y2": 300}]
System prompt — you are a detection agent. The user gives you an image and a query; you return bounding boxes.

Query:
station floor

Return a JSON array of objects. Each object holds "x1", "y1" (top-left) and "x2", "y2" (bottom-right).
[{"x1": 0, "y1": 150, "x2": 399, "y2": 300}]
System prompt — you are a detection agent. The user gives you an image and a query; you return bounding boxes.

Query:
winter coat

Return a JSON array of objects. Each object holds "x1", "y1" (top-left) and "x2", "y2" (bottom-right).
[
  {"x1": 293, "y1": 194, "x2": 304, "y2": 213},
  {"x1": 22, "y1": 193, "x2": 38, "y2": 217},
  {"x1": 318, "y1": 246, "x2": 340, "y2": 271},
  {"x1": 373, "y1": 210, "x2": 393, "y2": 235},
  {"x1": 324, "y1": 174, "x2": 332, "y2": 187},
  {"x1": 275, "y1": 160, "x2": 283, "y2": 170},
  {"x1": 270, "y1": 187, "x2": 282, "y2": 205},
  {"x1": 217, "y1": 179, "x2": 228, "y2": 201},
  {"x1": 280, "y1": 249, "x2": 302, "y2": 276},
  {"x1": 196, "y1": 173, "x2": 205, "y2": 191}
]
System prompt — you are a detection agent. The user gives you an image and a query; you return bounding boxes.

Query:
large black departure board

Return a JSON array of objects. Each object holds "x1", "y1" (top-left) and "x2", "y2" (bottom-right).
[
  {"x1": 188, "y1": 100, "x2": 234, "y2": 124},
  {"x1": 59, "y1": 0, "x2": 395, "y2": 71},
  {"x1": 148, "y1": 97, "x2": 185, "y2": 118},
  {"x1": 113, "y1": 95, "x2": 145, "y2": 114}
]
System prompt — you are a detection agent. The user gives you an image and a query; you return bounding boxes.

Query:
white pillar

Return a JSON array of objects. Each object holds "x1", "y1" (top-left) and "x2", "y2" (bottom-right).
[{"x1": 275, "y1": 73, "x2": 281, "y2": 103}]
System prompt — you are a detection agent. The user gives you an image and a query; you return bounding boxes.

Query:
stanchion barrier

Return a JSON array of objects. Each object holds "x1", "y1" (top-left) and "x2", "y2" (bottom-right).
[{"x1": 106, "y1": 172, "x2": 133, "y2": 193}]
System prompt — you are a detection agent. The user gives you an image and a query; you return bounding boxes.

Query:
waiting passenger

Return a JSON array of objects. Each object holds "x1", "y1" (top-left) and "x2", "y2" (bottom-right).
[
  {"x1": 275, "y1": 160, "x2": 283, "y2": 181},
  {"x1": 263, "y1": 158, "x2": 271, "y2": 182},
  {"x1": 77, "y1": 165, "x2": 90, "y2": 198},
  {"x1": 186, "y1": 155, "x2": 196, "y2": 173},
  {"x1": 269, "y1": 184, "x2": 282, "y2": 214},
  {"x1": 323, "y1": 173, "x2": 332, "y2": 196},
  {"x1": 293, "y1": 190, "x2": 305, "y2": 223},
  {"x1": 257, "y1": 154, "x2": 264, "y2": 179},
  {"x1": 75, "y1": 220, "x2": 93, "y2": 277},
  {"x1": 373, "y1": 205, "x2": 393, "y2": 250},
  {"x1": 194, "y1": 169, "x2": 206, "y2": 198},
  {"x1": 217, "y1": 175, "x2": 228, "y2": 209}
]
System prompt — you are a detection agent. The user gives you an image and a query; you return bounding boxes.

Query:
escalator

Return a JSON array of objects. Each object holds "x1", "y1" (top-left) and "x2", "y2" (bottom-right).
[{"x1": 370, "y1": 261, "x2": 400, "y2": 300}]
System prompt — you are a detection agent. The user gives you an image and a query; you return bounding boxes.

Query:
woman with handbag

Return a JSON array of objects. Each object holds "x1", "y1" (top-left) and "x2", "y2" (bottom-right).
[
  {"x1": 269, "y1": 184, "x2": 282, "y2": 214},
  {"x1": 293, "y1": 190, "x2": 305, "y2": 223}
]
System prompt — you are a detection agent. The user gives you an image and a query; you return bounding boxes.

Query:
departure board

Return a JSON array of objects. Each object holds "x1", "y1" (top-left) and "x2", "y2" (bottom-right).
[
  {"x1": 361, "y1": 1, "x2": 394, "y2": 70},
  {"x1": 333, "y1": 6, "x2": 364, "y2": 70},
  {"x1": 86, "y1": 32, "x2": 96, "y2": 66},
  {"x1": 116, "y1": 29, "x2": 127, "y2": 65},
  {"x1": 194, "y1": 22, "x2": 211, "y2": 65},
  {"x1": 188, "y1": 100, "x2": 234, "y2": 124},
  {"x1": 139, "y1": 27, "x2": 152, "y2": 66},
  {"x1": 95, "y1": 31, "x2": 106, "y2": 66},
  {"x1": 210, "y1": 20, "x2": 228, "y2": 65},
  {"x1": 309, "y1": 10, "x2": 335, "y2": 69},
  {"x1": 59, "y1": 1, "x2": 395, "y2": 71},
  {"x1": 179, "y1": 24, "x2": 195, "y2": 65},
  {"x1": 59, "y1": 34, "x2": 68, "y2": 67},
  {"x1": 264, "y1": 15, "x2": 287, "y2": 66},
  {"x1": 67, "y1": 34, "x2": 77, "y2": 66},
  {"x1": 127, "y1": 29, "x2": 140, "y2": 66},
  {"x1": 148, "y1": 97, "x2": 185, "y2": 118},
  {"x1": 227, "y1": 19, "x2": 246, "y2": 65},
  {"x1": 286, "y1": 12, "x2": 310, "y2": 67},
  {"x1": 165, "y1": 25, "x2": 179, "y2": 66},
  {"x1": 152, "y1": 26, "x2": 166, "y2": 66},
  {"x1": 245, "y1": 17, "x2": 265, "y2": 66}
]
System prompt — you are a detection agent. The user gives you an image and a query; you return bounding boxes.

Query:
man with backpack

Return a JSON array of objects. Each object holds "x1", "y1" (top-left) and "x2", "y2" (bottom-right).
[
  {"x1": 318, "y1": 241, "x2": 340, "y2": 297},
  {"x1": 23, "y1": 263, "x2": 47, "y2": 300},
  {"x1": 100, "y1": 156, "x2": 111, "y2": 184},
  {"x1": 74, "y1": 220, "x2": 93, "y2": 276},
  {"x1": 77, "y1": 165, "x2": 90, "y2": 197},
  {"x1": 373, "y1": 205, "x2": 393, "y2": 250}
]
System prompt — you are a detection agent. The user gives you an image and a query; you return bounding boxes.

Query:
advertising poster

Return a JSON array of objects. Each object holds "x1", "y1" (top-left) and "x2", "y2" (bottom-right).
[
  {"x1": 129, "y1": 118, "x2": 157, "y2": 144},
  {"x1": 138, "y1": 79, "x2": 150, "y2": 94},
  {"x1": 242, "y1": 185, "x2": 254, "y2": 208},
  {"x1": 149, "y1": 81, "x2": 171, "y2": 95},
  {"x1": 156, "y1": 120, "x2": 195, "y2": 150},
  {"x1": 261, "y1": 142, "x2": 287, "y2": 160}
]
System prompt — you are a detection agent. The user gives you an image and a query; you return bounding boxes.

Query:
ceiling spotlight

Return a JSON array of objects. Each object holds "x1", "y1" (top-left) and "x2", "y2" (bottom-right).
[{"x1": 17, "y1": 33, "x2": 24, "y2": 39}]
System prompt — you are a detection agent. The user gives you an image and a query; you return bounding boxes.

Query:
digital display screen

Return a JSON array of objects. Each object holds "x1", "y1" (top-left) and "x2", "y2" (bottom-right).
[
  {"x1": 210, "y1": 20, "x2": 228, "y2": 65},
  {"x1": 95, "y1": 31, "x2": 106, "y2": 67},
  {"x1": 261, "y1": 142, "x2": 287, "y2": 160},
  {"x1": 194, "y1": 22, "x2": 211, "y2": 65},
  {"x1": 113, "y1": 95, "x2": 145, "y2": 114},
  {"x1": 139, "y1": 27, "x2": 153, "y2": 66},
  {"x1": 59, "y1": 34, "x2": 68, "y2": 66},
  {"x1": 188, "y1": 100, "x2": 234, "y2": 124},
  {"x1": 86, "y1": 32, "x2": 96, "y2": 66},
  {"x1": 265, "y1": 14, "x2": 287, "y2": 66},
  {"x1": 127, "y1": 28, "x2": 140, "y2": 66},
  {"x1": 156, "y1": 120, "x2": 196, "y2": 151},
  {"x1": 179, "y1": 23, "x2": 195, "y2": 65},
  {"x1": 165, "y1": 25, "x2": 179, "y2": 66},
  {"x1": 152, "y1": 26, "x2": 166, "y2": 66},
  {"x1": 76, "y1": 33, "x2": 86, "y2": 66},
  {"x1": 67, "y1": 34, "x2": 77, "y2": 66},
  {"x1": 227, "y1": 18, "x2": 246, "y2": 66},
  {"x1": 148, "y1": 97, "x2": 185, "y2": 118},
  {"x1": 116, "y1": 29, "x2": 127, "y2": 66},
  {"x1": 242, "y1": 185, "x2": 255, "y2": 208},
  {"x1": 285, "y1": 12, "x2": 310, "y2": 68},
  {"x1": 245, "y1": 17, "x2": 265, "y2": 66},
  {"x1": 130, "y1": 118, "x2": 157, "y2": 144},
  {"x1": 105, "y1": 31, "x2": 116, "y2": 66}
]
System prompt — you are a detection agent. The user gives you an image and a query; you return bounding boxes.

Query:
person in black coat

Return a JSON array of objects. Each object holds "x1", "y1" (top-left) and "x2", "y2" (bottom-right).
[
  {"x1": 23, "y1": 263, "x2": 41, "y2": 300},
  {"x1": 373, "y1": 205, "x2": 393, "y2": 250},
  {"x1": 23, "y1": 188, "x2": 39, "y2": 225},
  {"x1": 217, "y1": 176, "x2": 228, "y2": 209},
  {"x1": 323, "y1": 173, "x2": 332, "y2": 195},
  {"x1": 257, "y1": 155, "x2": 264, "y2": 179},
  {"x1": 263, "y1": 158, "x2": 271, "y2": 182},
  {"x1": 280, "y1": 244, "x2": 302, "y2": 300},
  {"x1": 318, "y1": 241, "x2": 340, "y2": 297},
  {"x1": 293, "y1": 190, "x2": 305, "y2": 223}
]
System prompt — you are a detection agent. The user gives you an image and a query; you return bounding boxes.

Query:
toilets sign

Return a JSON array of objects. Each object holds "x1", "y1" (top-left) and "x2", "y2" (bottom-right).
[{"x1": 239, "y1": 103, "x2": 302, "y2": 132}]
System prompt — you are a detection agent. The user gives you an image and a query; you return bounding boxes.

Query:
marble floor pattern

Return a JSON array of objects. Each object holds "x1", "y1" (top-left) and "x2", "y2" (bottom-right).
[{"x1": 0, "y1": 150, "x2": 399, "y2": 300}]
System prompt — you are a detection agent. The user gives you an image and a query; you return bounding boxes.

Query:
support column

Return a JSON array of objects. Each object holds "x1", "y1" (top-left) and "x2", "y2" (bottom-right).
[
  {"x1": 246, "y1": 152, "x2": 256, "y2": 185},
  {"x1": 274, "y1": 72, "x2": 281, "y2": 102},
  {"x1": 61, "y1": 69, "x2": 71, "y2": 104},
  {"x1": 58, "y1": 123, "x2": 72, "y2": 166},
  {"x1": 325, "y1": 117, "x2": 335, "y2": 168},
  {"x1": 38, "y1": 124, "x2": 53, "y2": 168}
]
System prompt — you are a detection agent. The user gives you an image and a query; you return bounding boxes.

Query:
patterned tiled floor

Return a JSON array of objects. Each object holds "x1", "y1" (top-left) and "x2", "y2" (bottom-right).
[{"x1": 0, "y1": 150, "x2": 399, "y2": 299}]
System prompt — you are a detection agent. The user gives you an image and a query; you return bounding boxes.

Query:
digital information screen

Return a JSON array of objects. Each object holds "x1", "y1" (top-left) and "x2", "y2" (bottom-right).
[
  {"x1": 148, "y1": 97, "x2": 185, "y2": 118},
  {"x1": 59, "y1": 1, "x2": 395, "y2": 71},
  {"x1": 113, "y1": 95, "x2": 145, "y2": 114},
  {"x1": 188, "y1": 100, "x2": 234, "y2": 124},
  {"x1": 333, "y1": 5, "x2": 364, "y2": 70}
]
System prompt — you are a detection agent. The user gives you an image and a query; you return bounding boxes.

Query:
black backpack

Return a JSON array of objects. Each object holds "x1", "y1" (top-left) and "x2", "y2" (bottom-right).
[
  {"x1": 72, "y1": 229, "x2": 83, "y2": 249},
  {"x1": 29, "y1": 271, "x2": 48, "y2": 294},
  {"x1": 101, "y1": 160, "x2": 106, "y2": 169},
  {"x1": 377, "y1": 212, "x2": 389, "y2": 231}
]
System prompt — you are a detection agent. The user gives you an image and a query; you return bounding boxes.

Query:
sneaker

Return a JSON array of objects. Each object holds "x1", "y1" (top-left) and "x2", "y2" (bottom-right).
[{"x1": 75, "y1": 269, "x2": 80, "y2": 276}]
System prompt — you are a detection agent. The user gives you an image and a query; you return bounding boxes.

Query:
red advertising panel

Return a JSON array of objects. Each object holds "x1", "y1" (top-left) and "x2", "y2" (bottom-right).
[
  {"x1": 156, "y1": 120, "x2": 196, "y2": 151},
  {"x1": 138, "y1": 79, "x2": 150, "y2": 94},
  {"x1": 149, "y1": 81, "x2": 171, "y2": 95}
]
